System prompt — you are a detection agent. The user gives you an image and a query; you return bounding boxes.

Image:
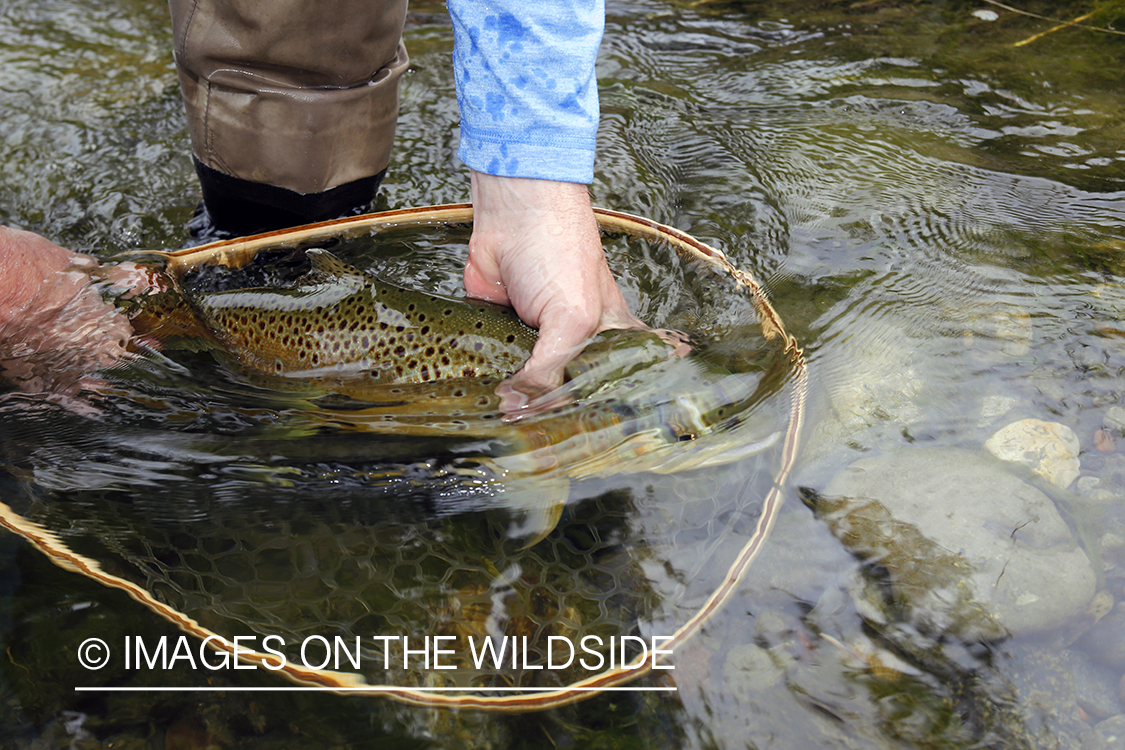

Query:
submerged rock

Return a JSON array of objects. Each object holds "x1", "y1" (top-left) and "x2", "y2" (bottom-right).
[
  {"x1": 977, "y1": 394, "x2": 1019, "y2": 428},
  {"x1": 1105, "y1": 406, "x2": 1125, "y2": 433},
  {"x1": 806, "y1": 448, "x2": 1097, "y2": 640},
  {"x1": 1092, "y1": 715, "x2": 1125, "y2": 750},
  {"x1": 985, "y1": 418, "x2": 1081, "y2": 489},
  {"x1": 722, "y1": 643, "x2": 786, "y2": 702},
  {"x1": 1080, "y1": 605, "x2": 1125, "y2": 669}
]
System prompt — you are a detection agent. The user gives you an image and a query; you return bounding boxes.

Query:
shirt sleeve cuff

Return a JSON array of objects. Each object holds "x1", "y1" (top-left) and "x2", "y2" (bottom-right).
[{"x1": 457, "y1": 128, "x2": 596, "y2": 184}]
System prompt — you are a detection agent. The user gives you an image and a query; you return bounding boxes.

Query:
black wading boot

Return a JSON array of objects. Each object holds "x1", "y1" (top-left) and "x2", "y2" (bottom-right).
[{"x1": 186, "y1": 158, "x2": 385, "y2": 245}]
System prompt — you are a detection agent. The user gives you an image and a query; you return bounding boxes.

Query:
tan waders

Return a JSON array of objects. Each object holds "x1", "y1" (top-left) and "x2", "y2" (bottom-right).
[{"x1": 168, "y1": 0, "x2": 410, "y2": 234}]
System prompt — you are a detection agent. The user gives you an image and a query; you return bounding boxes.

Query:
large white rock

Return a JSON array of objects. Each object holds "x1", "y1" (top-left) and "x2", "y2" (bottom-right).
[
  {"x1": 815, "y1": 448, "x2": 1097, "y2": 640},
  {"x1": 985, "y1": 418, "x2": 1080, "y2": 489}
]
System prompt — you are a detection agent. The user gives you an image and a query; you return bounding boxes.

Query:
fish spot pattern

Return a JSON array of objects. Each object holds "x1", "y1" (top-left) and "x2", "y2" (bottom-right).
[{"x1": 191, "y1": 250, "x2": 538, "y2": 384}]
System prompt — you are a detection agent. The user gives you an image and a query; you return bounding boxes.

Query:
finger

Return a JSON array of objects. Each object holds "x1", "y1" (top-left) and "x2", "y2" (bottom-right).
[
  {"x1": 463, "y1": 259, "x2": 510, "y2": 306},
  {"x1": 509, "y1": 313, "x2": 595, "y2": 393},
  {"x1": 652, "y1": 327, "x2": 694, "y2": 358}
]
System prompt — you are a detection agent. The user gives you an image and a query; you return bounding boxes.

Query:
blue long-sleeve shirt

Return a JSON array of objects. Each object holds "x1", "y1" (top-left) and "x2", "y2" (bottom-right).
[{"x1": 447, "y1": 0, "x2": 604, "y2": 184}]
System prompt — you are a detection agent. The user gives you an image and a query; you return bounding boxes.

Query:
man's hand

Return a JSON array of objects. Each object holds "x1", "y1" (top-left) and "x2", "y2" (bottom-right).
[
  {"x1": 463, "y1": 172, "x2": 643, "y2": 410},
  {"x1": 0, "y1": 226, "x2": 155, "y2": 394}
]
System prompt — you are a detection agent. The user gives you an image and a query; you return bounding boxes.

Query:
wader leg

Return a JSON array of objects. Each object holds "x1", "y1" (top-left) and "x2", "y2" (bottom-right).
[{"x1": 168, "y1": 0, "x2": 409, "y2": 235}]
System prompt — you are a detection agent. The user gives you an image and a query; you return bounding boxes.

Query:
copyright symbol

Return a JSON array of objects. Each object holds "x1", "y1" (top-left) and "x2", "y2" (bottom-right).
[{"x1": 77, "y1": 638, "x2": 110, "y2": 670}]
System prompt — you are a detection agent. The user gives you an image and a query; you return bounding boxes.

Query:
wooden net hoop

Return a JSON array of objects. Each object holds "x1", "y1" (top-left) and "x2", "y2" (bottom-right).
[{"x1": 1, "y1": 204, "x2": 807, "y2": 711}]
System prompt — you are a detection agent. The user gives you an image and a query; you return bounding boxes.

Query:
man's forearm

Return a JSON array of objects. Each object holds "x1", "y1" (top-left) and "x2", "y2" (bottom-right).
[{"x1": 448, "y1": 0, "x2": 604, "y2": 184}]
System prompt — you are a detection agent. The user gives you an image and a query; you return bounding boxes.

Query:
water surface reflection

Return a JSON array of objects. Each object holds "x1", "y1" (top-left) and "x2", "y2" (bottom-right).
[{"x1": 2, "y1": 0, "x2": 1125, "y2": 747}]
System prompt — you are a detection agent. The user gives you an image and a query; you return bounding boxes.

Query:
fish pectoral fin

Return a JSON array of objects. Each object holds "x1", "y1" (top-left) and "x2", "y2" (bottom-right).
[
  {"x1": 515, "y1": 500, "x2": 566, "y2": 550},
  {"x1": 522, "y1": 502, "x2": 565, "y2": 550},
  {"x1": 498, "y1": 475, "x2": 570, "y2": 549}
]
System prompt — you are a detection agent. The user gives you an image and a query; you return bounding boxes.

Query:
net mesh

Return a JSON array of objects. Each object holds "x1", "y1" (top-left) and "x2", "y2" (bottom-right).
[{"x1": 0, "y1": 205, "x2": 806, "y2": 710}]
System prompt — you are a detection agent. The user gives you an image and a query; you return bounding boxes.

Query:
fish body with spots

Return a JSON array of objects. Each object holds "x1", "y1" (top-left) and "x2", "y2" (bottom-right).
[
  {"x1": 188, "y1": 249, "x2": 537, "y2": 383},
  {"x1": 125, "y1": 245, "x2": 786, "y2": 545}
]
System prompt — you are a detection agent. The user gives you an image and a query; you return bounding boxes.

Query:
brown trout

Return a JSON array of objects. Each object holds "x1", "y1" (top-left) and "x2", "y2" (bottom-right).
[
  {"x1": 126, "y1": 244, "x2": 787, "y2": 546},
  {"x1": 183, "y1": 249, "x2": 537, "y2": 383},
  {"x1": 127, "y1": 246, "x2": 786, "y2": 464}
]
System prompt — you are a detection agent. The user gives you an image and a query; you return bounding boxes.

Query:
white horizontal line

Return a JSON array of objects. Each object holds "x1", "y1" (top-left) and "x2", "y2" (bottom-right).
[{"x1": 75, "y1": 686, "x2": 676, "y2": 693}]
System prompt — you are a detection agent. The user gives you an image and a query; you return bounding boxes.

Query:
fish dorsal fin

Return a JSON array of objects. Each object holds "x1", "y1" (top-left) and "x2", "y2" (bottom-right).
[{"x1": 303, "y1": 248, "x2": 367, "y2": 286}]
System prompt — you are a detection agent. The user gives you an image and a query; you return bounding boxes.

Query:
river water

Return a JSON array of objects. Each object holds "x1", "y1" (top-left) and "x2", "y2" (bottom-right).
[{"x1": 2, "y1": 0, "x2": 1125, "y2": 748}]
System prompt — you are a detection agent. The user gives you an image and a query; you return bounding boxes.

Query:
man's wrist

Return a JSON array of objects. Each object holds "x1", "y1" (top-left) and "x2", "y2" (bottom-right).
[{"x1": 469, "y1": 171, "x2": 596, "y2": 237}]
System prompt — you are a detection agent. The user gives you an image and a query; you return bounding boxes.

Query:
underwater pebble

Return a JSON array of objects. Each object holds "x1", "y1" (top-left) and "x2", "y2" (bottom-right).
[
  {"x1": 722, "y1": 643, "x2": 786, "y2": 703},
  {"x1": 804, "y1": 318, "x2": 927, "y2": 459},
  {"x1": 1064, "y1": 649, "x2": 1125, "y2": 720},
  {"x1": 1092, "y1": 715, "x2": 1125, "y2": 749},
  {"x1": 1097, "y1": 429, "x2": 1117, "y2": 452},
  {"x1": 977, "y1": 394, "x2": 1018, "y2": 427},
  {"x1": 1080, "y1": 606, "x2": 1125, "y2": 669},
  {"x1": 1106, "y1": 406, "x2": 1125, "y2": 432},
  {"x1": 997, "y1": 309, "x2": 1033, "y2": 356},
  {"x1": 1077, "y1": 477, "x2": 1121, "y2": 505},
  {"x1": 962, "y1": 303, "x2": 1032, "y2": 356},
  {"x1": 1103, "y1": 534, "x2": 1125, "y2": 572},
  {"x1": 972, "y1": 9, "x2": 999, "y2": 21},
  {"x1": 1090, "y1": 590, "x2": 1116, "y2": 624},
  {"x1": 1078, "y1": 476, "x2": 1103, "y2": 495},
  {"x1": 985, "y1": 418, "x2": 1081, "y2": 488}
]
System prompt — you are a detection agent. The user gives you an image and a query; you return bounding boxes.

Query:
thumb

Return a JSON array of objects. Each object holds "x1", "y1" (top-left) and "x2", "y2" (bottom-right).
[{"x1": 463, "y1": 243, "x2": 510, "y2": 306}]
